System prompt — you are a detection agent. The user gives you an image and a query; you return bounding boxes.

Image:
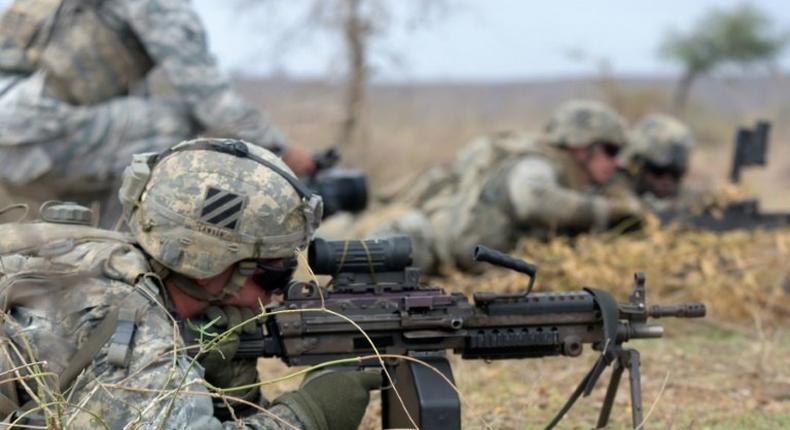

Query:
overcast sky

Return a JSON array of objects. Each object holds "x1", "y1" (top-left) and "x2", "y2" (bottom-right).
[
  {"x1": 2, "y1": 0, "x2": 788, "y2": 81},
  {"x1": 194, "y1": 0, "x2": 790, "y2": 81}
]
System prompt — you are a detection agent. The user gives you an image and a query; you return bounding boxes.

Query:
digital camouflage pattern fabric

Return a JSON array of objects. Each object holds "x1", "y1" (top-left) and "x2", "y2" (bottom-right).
[
  {"x1": 0, "y1": 0, "x2": 286, "y2": 200},
  {"x1": 320, "y1": 101, "x2": 642, "y2": 272},
  {"x1": 622, "y1": 114, "x2": 694, "y2": 171},
  {"x1": 124, "y1": 139, "x2": 313, "y2": 279},
  {"x1": 610, "y1": 113, "x2": 707, "y2": 212},
  {"x1": 544, "y1": 99, "x2": 628, "y2": 148},
  {"x1": 0, "y1": 223, "x2": 304, "y2": 429}
]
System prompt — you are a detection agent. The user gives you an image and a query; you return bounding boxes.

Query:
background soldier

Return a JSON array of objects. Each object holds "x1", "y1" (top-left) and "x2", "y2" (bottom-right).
[
  {"x1": 0, "y1": 139, "x2": 378, "y2": 429},
  {"x1": 351, "y1": 100, "x2": 645, "y2": 272},
  {"x1": 615, "y1": 113, "x2": 698, "y2": 211},
  {"x1": 0, "y1": 0, "x2": 315, "y2": 222}
]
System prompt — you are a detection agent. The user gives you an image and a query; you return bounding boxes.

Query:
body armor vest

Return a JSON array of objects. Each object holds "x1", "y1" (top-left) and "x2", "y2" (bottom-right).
[
  {"x1": 453, "y1": 131, "x2": 583, "y2": 204},
  {"x1": 0, "y1": 222, "x2": 155, "y2": 421},
  {"x1": 0, "y1": 0, "x2": 153, "y2": 105}
]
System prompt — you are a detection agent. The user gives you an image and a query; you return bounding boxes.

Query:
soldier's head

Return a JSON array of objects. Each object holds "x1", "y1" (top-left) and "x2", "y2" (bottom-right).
[
  {"x1": 624, "y1": 114, "x2": 694, "y2": 198},
  {"x1": 119, "y1": 138, "x2": 322, "y2": 315},
  {"x1": 545, "y1": 100, "x2": 627, "y2": 185}
]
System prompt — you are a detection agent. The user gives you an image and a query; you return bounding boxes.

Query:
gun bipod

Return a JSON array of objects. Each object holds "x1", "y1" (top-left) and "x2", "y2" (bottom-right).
[{"x1": 597, "y1": 347, "x2": 643, "y2": 429}]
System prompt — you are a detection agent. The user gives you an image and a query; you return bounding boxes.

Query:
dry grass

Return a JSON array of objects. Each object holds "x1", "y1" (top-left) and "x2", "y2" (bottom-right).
[{"x1": 446, "y1": 225, "x2": 790, "y2": 323}]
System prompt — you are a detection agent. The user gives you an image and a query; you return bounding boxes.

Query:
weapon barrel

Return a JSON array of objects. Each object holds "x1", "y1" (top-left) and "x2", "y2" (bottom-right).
[{"x1": 648, "y1": 303, "x2": 706, "y2": 318}]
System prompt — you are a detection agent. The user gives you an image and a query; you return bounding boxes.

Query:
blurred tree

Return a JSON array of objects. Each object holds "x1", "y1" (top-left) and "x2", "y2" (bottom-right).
[
  {"x1": 237, "y1": 0, "x2": 453, "y2": 150},
  {"x1": 660, "y1": 4, "x2": 788, "y2": 109}
]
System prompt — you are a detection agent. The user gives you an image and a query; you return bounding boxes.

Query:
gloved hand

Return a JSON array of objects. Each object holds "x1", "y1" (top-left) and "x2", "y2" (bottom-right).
[
  {"x1": 274, "y1": 370, "x2": 382, "y2": 430},
  {"x1": 198, "y1": 305, "x2": 260, "y2": 389},
  {"x1": 204, "y1": 305, "x2": 259, "y2": 336},
  {"x1": 607, "y1": 196, "x2": 645, "y2": 222}
]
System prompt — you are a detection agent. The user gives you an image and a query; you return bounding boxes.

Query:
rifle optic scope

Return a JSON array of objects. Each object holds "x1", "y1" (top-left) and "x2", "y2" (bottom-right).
[{"x1": 308, "y1": 236, "x2": 412, "y2": 274}]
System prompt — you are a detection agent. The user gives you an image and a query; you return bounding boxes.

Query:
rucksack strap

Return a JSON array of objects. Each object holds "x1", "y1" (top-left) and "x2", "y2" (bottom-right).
[
  {"x1": 58, "y1": 307, "x2": 120, "y2": 392},
  {"x1": 11, "y1": 299, "x2": 142, "y2": 422}
]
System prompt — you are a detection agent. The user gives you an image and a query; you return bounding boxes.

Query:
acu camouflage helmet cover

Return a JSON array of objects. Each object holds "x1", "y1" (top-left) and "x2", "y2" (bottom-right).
[
  {"x1": 545, "y1": 100, "x2": 628, "y2": 149},
  {"x1": 625, "y1": 113, "x2": 694, "y2": 169},
  {"x1": 124, "y1": 138, "x2": 316, "y2": 279}
]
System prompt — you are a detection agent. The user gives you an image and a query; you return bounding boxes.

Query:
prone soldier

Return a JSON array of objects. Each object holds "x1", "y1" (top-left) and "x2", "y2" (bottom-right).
[
  {"x1": 614, "y1": 113, "x2": 702, "y2": 212},
  {"x1": 363, "y1": 100, "x2": 645, "y2": 273},
  {"x1": 0, "y1": 138, "x2": 379, "y2": 429}
]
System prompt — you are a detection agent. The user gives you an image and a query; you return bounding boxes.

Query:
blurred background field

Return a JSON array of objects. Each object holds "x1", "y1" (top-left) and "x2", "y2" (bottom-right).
[{"x1": 248, "y1": 75, "x2": 790, "y2": 428}]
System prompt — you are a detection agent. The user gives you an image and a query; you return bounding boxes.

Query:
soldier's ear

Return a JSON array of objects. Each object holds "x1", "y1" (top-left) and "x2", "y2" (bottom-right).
[{"x1": 118, "y1": 152, "x2": 157, "y2": 219}]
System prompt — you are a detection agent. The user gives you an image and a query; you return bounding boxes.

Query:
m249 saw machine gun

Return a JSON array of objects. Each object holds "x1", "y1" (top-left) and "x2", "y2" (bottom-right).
[
  {"x1": 228, "y1": 237, "x2": 706, "y2": 429},
  {"x1": 659, "y1": 121, "x2": 790, "y2": 231}
]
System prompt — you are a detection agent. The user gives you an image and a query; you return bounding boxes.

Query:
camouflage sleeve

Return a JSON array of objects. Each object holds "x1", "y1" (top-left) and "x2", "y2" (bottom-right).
[
  {"x1": 122, "y1": 0, "x2": 288, "y2": 153},
  {"x1": 66, "y1": 290, "x2": 303, "y2": 429},
  {"x1": 506, "y1": 157, "x2": 609, "y2": 231}
]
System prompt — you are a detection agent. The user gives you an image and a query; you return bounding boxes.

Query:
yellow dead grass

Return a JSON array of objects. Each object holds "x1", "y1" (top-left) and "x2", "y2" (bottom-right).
[{"x1": 440, "y1": 224, "x2": 790, "y2": 324}]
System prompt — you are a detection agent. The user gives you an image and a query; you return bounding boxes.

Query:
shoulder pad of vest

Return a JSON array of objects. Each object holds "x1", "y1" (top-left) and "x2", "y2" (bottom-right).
[{"x1": 0, "y1": 222, "x2": 133, "y2": 255}]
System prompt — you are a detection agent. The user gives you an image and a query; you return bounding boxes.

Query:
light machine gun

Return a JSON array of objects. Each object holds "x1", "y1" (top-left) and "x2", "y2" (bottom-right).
[
  {"x1": 219, "y1": 237, "x2": 705, "y2": 429},
  {"x1": 659, "y1": 121, "x2": 789, "y2": 231}
]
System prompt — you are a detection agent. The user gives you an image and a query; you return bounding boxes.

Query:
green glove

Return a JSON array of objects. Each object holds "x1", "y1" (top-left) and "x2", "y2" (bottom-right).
[
  {"x1": 274, "y1": 370, "x2": 382, "y2": 430},
  {"x1": 204, "y1": 305, "x2": 259, "y2": 335},
  {"x1": 198, "y1": 305, "x2": 260, "y2": 389}
]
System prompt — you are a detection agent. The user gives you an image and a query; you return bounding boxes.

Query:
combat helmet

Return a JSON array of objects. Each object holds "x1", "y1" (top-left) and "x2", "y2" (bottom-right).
[
  {"x1": 545, "y1": 100, "x2": 627, "y2": 149},
  {"x1": 119, "y1": 138, "x2": 323, "y2": 279},
  {"x1": 625, "y1": 114, "x2": 694, "y2": 172}
]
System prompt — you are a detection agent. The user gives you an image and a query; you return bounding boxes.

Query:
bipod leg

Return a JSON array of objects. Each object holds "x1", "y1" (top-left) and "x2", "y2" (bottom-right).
[
  {"x1": 625, "y1": 349, "x2": 643, "y2": 429},
  {"x1": 596, "y1": 356, "x2": 625, "y2": 428}
]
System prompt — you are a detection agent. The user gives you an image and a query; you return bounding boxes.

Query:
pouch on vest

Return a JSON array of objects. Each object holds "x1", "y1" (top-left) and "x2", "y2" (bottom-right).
[
  {"x1": 39, "y1": 0, "x2": 154, "y2": 105},
  {"x1": 0, "y1": 224, "x2": 155, "y2": 422},
  {"x1": 0, "y1": 0, "x2": 61, "y2": 73}
]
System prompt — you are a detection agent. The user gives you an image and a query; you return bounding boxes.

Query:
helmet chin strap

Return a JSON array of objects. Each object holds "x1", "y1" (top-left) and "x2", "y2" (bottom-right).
[{"x1": 164, "y1": 261, "x2": 258, "y2": 306}]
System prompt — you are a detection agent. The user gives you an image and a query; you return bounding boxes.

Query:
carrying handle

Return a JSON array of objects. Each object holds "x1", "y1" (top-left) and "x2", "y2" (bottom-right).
[{"x1": 474, "y1": 245, "x2": 538, "y2": 296}]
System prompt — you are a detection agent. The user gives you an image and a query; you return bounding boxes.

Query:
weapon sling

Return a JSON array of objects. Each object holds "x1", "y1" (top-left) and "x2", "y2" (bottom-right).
[{"x1": 545, "y1": 288, "x2": 619, "y2": 429}]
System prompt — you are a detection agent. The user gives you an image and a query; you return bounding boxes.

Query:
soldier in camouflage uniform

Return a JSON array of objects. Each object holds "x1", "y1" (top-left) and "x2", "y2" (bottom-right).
[
  {"x1": 0, "y1": 0, "x2": 315, "y2": 218},
  {"x1": 364, "y1": 100, "x2": 644, "y2": 272},
  {"x1": 0, "y1": 138, "x2": 379, "y2": 429},
  {"x1": 614, "y1": 113, "x2": 700, "y2": 212}
]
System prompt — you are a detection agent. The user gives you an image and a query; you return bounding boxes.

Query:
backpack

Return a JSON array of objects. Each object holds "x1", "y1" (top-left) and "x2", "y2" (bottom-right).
[{"x1": 0, "y1": 222, "x2": 157, "y2": 421}]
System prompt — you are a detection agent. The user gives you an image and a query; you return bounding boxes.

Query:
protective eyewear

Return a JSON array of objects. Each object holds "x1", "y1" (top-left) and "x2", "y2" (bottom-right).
[{"x1": 645, "y1": 162, "x2": 685, "y2": 180}]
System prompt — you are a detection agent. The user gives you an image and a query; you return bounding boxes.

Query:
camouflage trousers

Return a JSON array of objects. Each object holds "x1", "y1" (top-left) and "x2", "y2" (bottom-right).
[{"x1": 0, "y1": 72, "x2": 196, "y2": 221}]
